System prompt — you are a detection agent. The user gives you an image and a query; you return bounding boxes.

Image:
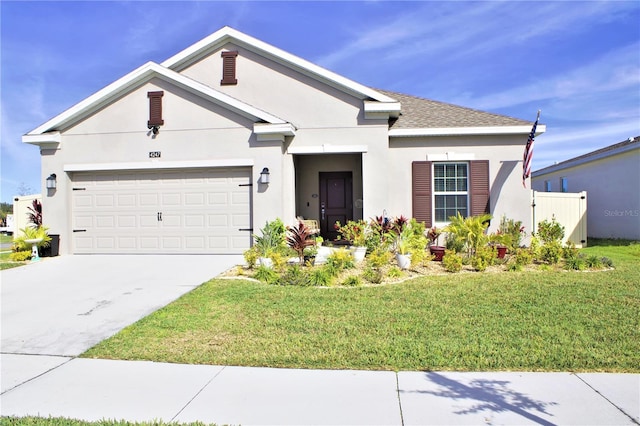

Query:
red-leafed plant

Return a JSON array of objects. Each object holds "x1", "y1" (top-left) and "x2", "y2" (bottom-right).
[
  {"x1": 27, "y1": 199, "x2": 43, "y2": 227},
  {"x1": 287, "y1": 221, "x2": 316, "y2": 264}
]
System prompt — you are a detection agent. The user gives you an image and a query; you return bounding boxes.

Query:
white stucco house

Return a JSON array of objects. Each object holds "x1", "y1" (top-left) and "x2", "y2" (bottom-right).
[
  {"x1": 24, "y1": 26, "x2": 545, "y2": 255},
  {"x1": 532, "y1": 137, "x2": 640, "y2": 240}
]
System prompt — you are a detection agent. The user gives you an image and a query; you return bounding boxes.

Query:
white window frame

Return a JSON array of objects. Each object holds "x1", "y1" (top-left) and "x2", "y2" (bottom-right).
[
  {"x1": 433, "y1": 162, "x2": 469, "y2": 225},
  {"x1": 544, "y1": 180, "x2": 552, "y2": 192}
]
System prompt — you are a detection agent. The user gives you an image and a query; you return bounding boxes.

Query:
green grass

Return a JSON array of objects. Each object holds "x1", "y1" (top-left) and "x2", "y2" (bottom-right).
[
  {"x1": 0, "y1": 417, "x2": 213, "y2": 426},
  {"x1": 83, "y1": 242, "x2": 640, "y2": 372},
  {"x1": 1, "y1": 234, "x2": 13, "y2": 244}
]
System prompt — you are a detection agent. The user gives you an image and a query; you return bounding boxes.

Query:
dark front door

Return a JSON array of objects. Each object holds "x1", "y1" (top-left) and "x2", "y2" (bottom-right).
[{"x1": 319, "y1": 172, "x2": 353, "y2": 241}]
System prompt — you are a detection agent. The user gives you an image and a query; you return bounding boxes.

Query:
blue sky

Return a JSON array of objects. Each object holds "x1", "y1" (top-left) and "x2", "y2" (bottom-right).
[{"x1": 1, "y1": 1, "x2": 639, "y2": 203}]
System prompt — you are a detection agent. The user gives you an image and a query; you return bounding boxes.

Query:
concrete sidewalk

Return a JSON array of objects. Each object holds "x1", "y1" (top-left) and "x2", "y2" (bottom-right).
[{"x1": 1, "y1": 355, "x2": 638, "y2": 425}]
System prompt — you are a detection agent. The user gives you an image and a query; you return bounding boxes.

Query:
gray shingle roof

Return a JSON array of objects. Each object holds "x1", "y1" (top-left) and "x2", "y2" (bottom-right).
[{"x1": 376, "y1": 89, "x2": 531, "y2": 129}]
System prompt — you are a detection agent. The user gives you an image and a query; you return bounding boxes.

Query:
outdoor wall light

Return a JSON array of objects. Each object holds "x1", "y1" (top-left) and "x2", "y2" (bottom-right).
[
  {"x1": 260, "y1": 167, "x2": 270, "y2": 184},
  {"x1": 46, "y1": 173, "x2": 57, "y2": 190},
  {"x1": 147, "y1": 124, "x2": 160, "y2": 135}
]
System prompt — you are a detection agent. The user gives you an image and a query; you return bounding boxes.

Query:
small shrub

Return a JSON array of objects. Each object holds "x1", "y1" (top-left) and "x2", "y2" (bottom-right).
[
  {"x1": 9, "y1": 251, "x2": 31, "y2": 262},
  {"x1": 363, "y1": 266, "x2": 384, "y2": 284},
  {"x1": 326, "y1": 248, "x2": 355, "y2": 271},
  {"x1": 366, "y1": 249, "x2": 392, "y2": 269},
  {"x1": 507, "y1": 262, "x2": 522, "y2": 272},
  {"x1": 410, "y1": 247, "x2": 429, "y2": 268},
  {"x1": 281, "y1": 264, "x2": 310, "y2": 286},
  {"x1": 308, "y1": 267, "x2": 334, "y2": 287},
  {"x1": 562, "y1": 242, "x2": 579, "y2": 260},
  {"x1": 537, "y1": 217, "x2": 565, "y2": 244},
  {"x1": 514, "y1": 248, "x2": 534, "y2": 266},
  {"x1": 342, "y1": 275, "x2": 362, "y2": 287},
  {"x1": 253, "y1": 265, "x2": 280, "y2": 285},
  {"x1": 443, "y1": 249, "x2": 463, "y2": 273},
  {"x1": 539, "y1": 240, "x2": 562, "y2": 264},
  {"x1": 387, "y1": 266, "x2": 404, "y2": 278},
  {"x1": 600, "y1": 257, "x2": 614, "y2": 268},
  {"x1": 243, "y1": 246, "x2": 259, "y2": 268},
  {"x1": 565, "y1": 255, "x2": 586, "y2": 271},
  {"x1": 471, "y1": 246, "x2": 497, "y2": 272},
  {"x1": 585, "y1": 255, "x2": 602, "y2": 269}
]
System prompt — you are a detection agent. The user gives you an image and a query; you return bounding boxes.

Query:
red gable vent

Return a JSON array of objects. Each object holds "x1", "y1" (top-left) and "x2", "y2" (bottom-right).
[
  {"x1": 147, "y1": 91, "x2": 164, "y2": 127},
  {"x1": 221, "y1": 51, "x2": 238, "y2": 85}
]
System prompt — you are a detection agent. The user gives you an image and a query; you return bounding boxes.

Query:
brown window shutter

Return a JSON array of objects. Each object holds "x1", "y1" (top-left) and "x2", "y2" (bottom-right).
[
  {"x1": 147, "y1": 91, "x2": 164, "y2": 127},
  {"x1": 221, "y1": 51, "x2": 238, "y2": 85},
  {"x1": 469, "y1": 160, "x2": 490, "y2": 216},
  {"x1": 412, "y1": 161, "x2": 432, "y2": 227}
]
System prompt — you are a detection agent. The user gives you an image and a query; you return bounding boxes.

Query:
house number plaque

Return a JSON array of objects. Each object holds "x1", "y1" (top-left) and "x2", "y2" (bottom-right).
[{"x1": 149, "y1": 151, "x2": 161, "y2": 158}]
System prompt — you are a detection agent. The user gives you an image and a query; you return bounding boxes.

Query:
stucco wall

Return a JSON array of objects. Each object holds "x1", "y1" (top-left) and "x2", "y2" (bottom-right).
[
  {"x1": 532, "y1": 148, "x2": 640, "y2": 239},
  {"x1": 386, "y1": 135, "x2": 533, "y2": 235},
  {"x1": 180, "y1": 43, "x2": 368, "y2": 128}
]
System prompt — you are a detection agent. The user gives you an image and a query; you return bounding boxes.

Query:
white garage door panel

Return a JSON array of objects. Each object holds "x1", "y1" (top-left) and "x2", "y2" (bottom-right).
[{"x1": 72, "y1": 168, "x2": 252, "y2": 254}]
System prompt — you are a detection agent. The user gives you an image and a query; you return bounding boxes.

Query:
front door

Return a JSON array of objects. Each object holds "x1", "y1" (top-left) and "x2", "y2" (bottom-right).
[{"x1": 319, "y1": 172, "x2": 353, "y2": 241}]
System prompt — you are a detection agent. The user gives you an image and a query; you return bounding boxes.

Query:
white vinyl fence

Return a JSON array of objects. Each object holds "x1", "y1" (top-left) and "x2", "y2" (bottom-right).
[{"x1": 532, "y1": 191, "x2": 587, "y2": 247}]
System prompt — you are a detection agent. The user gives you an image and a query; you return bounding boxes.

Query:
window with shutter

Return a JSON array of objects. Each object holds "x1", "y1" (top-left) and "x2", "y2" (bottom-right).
[
  {"x1": 469, "y1": 160, "x2": 490, "y2": 216},
  {"x1": 412, "y1": 160, "x2": 490, "y2": 226},
  {"x1": 147, "y1": 91, "x2": 164, "y2": 127},
  {"x1": 412, "y1": 161, "x2": 432, "y2": 227},
  {"x1": 221, "y1": 51, "x2": 238, "y2": 85}
]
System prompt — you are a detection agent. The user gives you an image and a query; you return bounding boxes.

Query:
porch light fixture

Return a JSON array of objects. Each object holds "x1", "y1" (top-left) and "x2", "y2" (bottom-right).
[
  {"x1": 46, "y1": 173, "x2": 57, "y2": 189},
  {"x1": 260, "y1": 167, "x2": 270, "y2": 184}
]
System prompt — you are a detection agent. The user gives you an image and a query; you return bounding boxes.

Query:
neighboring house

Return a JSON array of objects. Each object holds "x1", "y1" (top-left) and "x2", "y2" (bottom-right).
[
  {"x1": 23, "y1": 26, "x2": 544, "y2": 255},
  {"x1": 532, "y1": 137, "x2": 640, "y2": 240}
]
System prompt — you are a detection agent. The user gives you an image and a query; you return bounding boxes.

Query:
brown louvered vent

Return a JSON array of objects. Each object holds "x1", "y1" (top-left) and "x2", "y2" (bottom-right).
[
  {"x1": 147, "y1": 91, "x2": 164, "y2": 128},
  {"x1": 221, "y1": 51, "x2": 238, "y2": 85},
  {"x1": 412, "y1": 161, "x2": 433, "y2": 227},
  {"x1": 469, "y1": 160, "x2": 490, "y2": 216}
]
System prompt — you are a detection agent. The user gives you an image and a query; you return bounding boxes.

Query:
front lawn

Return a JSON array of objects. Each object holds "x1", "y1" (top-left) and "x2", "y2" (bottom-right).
[{"x1": 82, "y1": 241, "x2": 640, "y2": 372}]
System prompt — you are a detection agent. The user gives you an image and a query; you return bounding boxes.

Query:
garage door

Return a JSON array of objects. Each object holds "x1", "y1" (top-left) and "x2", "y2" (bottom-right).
[{"x1": 71, "y1": 168, "x2": 252, "y2": 254}]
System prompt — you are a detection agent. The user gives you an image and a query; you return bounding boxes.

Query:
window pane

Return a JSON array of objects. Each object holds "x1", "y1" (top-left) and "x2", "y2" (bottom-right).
[
  {"x1": 446, "y1": 180, "x2": 456, "y2": 191},
  {"x1": 458, "y1": 164, "x2": 468, "y2": 178},
  {"x1": 445, "y1": 165, "x2": 456, "y2": 177},
  {"x1": 434, "y1": 164, "x2": 444, "y2": 177},
  {"x1": 434, "y1": 178, "x2": 445, "y2": 192},
  {"x1": 457, "y1": 178, "x2": 467, "y2": 191}
]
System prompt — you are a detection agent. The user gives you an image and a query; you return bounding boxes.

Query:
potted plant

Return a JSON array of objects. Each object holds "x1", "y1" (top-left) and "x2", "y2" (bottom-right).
[
  {"x1": 489, "y1": 230, "x2": 511, "y2": 259},
  {"x1": 393, "y1": 218, "x2": 427, "y2": 270},
  {"x1": 427, "y1": 226, "x2": 446, "y2": 261},
  {"x1": 335, "y1": 219, "x2": 368, "y2": 262},
  {"x1": 253, "y1": 219, "x2": 287, "y2": 268}
]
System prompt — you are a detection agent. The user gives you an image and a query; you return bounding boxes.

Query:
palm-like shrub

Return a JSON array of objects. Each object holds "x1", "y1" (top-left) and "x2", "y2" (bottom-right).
[
  {"x1": 286, "y1": 221, "x2": 315, "y2": 263},
  {"x1": 444, "y1": 213, "x2": 492, "y2": 258}
]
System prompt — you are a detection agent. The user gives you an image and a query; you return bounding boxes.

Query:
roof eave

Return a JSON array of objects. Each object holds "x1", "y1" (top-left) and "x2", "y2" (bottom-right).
[
  {"x1": 24, "y1": 61, "x2": 287, "y2": 137},
  {"x1": 162, "y1": 26, "x2": 398, "y2": 104},
  {"x1": 389, "y1": 125, "x2": 546, "y2": 137}
]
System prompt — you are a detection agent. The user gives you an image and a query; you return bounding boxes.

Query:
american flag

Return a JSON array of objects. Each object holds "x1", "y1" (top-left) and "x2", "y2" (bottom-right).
[{"x1": 522, "y1": 111, "x2": 540, "y2": 187}]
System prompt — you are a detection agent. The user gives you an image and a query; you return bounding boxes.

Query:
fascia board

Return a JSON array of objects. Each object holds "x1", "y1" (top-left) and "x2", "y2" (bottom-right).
[
  {"x1": 253, "y1": 123, "x2": 296, "y2": 136},
  {"x1": 162, "y1": 26, "x2": 397, "y2": 103},
  {"x1": 389, "y1": 125, "x2": 547, "y2": 137},
  {"x1": 25, "y1": 62, "x2": 285, "y2": 136},
  {"x1": 22, "y1": 132, "x2": 62, "y2": 146},
  {"x1": 364, "y1": 101, "x2": 401, "y2": 116}
]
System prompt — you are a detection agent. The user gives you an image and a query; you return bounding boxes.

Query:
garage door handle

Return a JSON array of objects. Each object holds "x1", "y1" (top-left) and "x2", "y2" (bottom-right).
[
  {"x1": 73, "y1": 229, "x2": 87, "y2": 233},
  {"x1": 238, "y1": 228, "x2": 253, "y2": 232}
]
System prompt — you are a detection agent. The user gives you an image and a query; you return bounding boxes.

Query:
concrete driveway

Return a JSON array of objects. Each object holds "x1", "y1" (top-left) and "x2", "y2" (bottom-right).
[{"x1": 1, "y1": 255, "x2": 242, "y2": 357}]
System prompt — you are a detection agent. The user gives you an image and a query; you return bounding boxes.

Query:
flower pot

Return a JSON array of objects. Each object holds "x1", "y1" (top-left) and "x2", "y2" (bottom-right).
[
  {"x1": 350, "y1": 246, "x2": 367, "y2": 263},
  {"x1": 429, "y1": 245, "x2": 446, "y2": 262},
  {"x1": 496, "y1": 245, "x2": 508, "y2": 259},
  {"x1": 258, "y1": 257, "x2": 273, "y2": 268},
  {"x1": 396, "y1": 253, "x2": 411, "y2": 270}
]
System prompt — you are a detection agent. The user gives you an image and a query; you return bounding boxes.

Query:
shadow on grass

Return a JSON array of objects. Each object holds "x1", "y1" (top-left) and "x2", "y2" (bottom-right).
[
  {"x1": 587, "y1": 238, "x2": 639, "y2": 247},
  {"x1": 406, "y1": 372, "x2": 558, "y2": 425}
]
